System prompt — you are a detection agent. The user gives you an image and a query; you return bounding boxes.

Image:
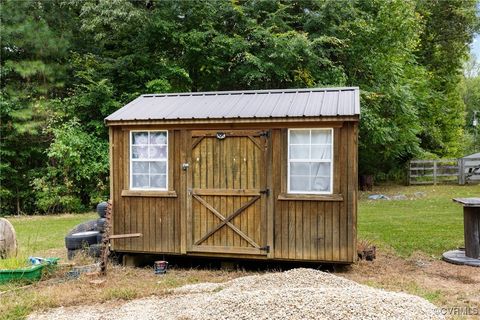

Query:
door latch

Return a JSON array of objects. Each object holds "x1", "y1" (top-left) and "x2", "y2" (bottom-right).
[
  {"x1": 260, "y1": 188, "x2": 270, "y2": 196},
  {"x1": 182, "y1": 163, "x2": 190, "y2": 171},
  {"x1": 259, "y1": 245, "x2": 270, "y2": 252}
]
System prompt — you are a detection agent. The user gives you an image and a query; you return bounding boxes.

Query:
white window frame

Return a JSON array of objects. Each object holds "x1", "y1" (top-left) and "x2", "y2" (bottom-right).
[
  {"x1": 287, "y1": 128, "x2": 334, "y2": 195},
  {"x1": 129, "y1": 130, "x2": 168, "y2": 191}
]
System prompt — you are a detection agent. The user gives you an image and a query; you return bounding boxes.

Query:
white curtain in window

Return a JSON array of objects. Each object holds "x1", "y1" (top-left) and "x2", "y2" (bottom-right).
[
  {"x1": 289, "y1": 129, "x2": 332, "y2": 193},
  {"x1": 131, "y1": 131, "x2": 168, "y2": 190}
]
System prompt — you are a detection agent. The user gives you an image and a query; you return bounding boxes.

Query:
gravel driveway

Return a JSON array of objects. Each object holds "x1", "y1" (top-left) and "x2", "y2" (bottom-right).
[{"x1": 29, "y1": 268, "x2": 443, "y2": 320}]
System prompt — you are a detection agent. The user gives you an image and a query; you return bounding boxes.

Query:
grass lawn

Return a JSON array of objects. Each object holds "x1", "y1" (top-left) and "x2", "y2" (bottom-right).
[
  {"x1": 1, "y1": 184, "x2": 479, "y2": 319},
  {"x1": 8, "y1": 213, "x2": 97, "y2": 257},
  {"x1": 4, "y1": 184, "x2": 477, "y2": 260},
  {"x1": 358, "y1": 184, "x2": 479, "y2": 257},
  {"x1": 3, "y1": 184, "x2": 478, "y2": 260}
]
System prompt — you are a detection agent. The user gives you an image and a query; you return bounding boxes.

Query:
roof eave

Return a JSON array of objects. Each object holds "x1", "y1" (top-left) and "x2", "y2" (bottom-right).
[{"x1": 105, "y1": 115, "x2": 360, "y2": 126}]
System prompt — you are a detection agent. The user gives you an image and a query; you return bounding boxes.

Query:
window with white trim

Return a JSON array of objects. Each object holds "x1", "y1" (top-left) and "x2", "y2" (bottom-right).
[
  {"x1": 288, "y1": 128, "x2": 333, "y2": 194},
  {"x1": 130, "y1": 131, "x2": 168, "y2": 190}
]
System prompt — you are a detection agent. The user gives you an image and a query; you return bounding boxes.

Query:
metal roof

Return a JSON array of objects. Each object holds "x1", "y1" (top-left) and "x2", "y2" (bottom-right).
[
  {"x1": 463, "y1": 152, "x2": 480, "y2": 159},
  {"x1": 105, "y1": 87, "x2": 360, "y2": 122}
]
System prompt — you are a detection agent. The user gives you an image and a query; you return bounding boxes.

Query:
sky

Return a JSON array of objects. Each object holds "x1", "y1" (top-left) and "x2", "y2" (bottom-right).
[
  {"x1": 472, "y1": 33, "x2": 480, "y2": 61},
  {"x1": 473, "y1": 4, "x2": 480, "y2": 64}
]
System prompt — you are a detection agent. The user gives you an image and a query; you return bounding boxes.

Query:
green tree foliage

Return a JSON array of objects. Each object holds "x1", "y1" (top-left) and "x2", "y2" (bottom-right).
[
  {"x1": 32, "y1": 119, "x2": 109, "y2": 213},
  {"x1": 416, "y1": 0, "x2": 479, "y2": 157},
  {"x1": 0, "y1": 0, "x2": 75, "y2": 214},
  {"x1": 1, "y1": 0, "x2": 478, "y2": 214},
  {"x1": 303, "y1": 0, "x2": 429, "y2": 173},
  {"x1": 462, "y1": 54, "x2": 480, "y2": 151}
]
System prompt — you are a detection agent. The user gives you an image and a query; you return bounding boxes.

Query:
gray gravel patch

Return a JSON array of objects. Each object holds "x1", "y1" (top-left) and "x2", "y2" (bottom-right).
[{"x1": 29, "y1": 268, "x2": 443, "y2": 320}]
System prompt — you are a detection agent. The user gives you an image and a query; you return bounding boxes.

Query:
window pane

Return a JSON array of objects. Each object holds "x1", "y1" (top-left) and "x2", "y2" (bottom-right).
[
  {"x1": 132, "y1": 132, "x2": 148, "y2": 145},
  {"x1": 290, "y1": 162, "x2": 310, "y2": 175},
  {"x1": 311, "y1": 162, "x2": 330, "y2": 177},
  {"x1": 150, "y1": 132, "x2": 167, "y2": 145},
  {"x1": 311, "y1": 146, "x2": 331, "y2": 160},
  {"x1": 132, "y1": 174, "x2": 149, "y2": 188},
  {"x1": 131, "y1": 131, "x2": 168, "y2": 190},
  {"x1": 149, "y1": 146, "x2": 167, "y2": 159},
  {"x1": 311, "y1": 177, "x2": 330, "y2": 192},
  {"x1": 150, "y1": 161, "x2": 166, "y2": 174},
  {"x1": 132, "y1": 161, "x2": 148, "y2": 174},
  {"x1": 311, "y1": 130, "x2": 331, "y2": 144},
  {"x1": 290, "y1": 130, "x2": 310, "y2": 144},
  {"x1": 290, "y1": 176, "x2": 310, "y2": 192},
  {"x1": 150, "y1": 175, "x2": 166, "y2": 189},
  {"x1": 288, "y1": 129, "x2": 332, "y2": 194},
  {"x1": 290, "y1": 145, "x2": 309, "y2": 159},
  {"x1": 132, "y1": 146, "x2": 148, "y2": 159}
]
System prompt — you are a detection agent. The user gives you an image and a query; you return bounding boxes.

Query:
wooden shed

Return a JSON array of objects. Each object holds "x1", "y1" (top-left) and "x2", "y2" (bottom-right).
[{"x1": 105, "y1": 87, "x2": 360, "y2": 263}]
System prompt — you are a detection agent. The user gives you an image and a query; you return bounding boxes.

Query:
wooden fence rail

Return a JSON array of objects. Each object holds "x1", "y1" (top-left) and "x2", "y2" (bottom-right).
[
  {"x1": 408, "y1": 158, "x2": 480, "y2": 185},
  {"x1": 408, "y1": 159, "x2": 458, "y2": 185}
]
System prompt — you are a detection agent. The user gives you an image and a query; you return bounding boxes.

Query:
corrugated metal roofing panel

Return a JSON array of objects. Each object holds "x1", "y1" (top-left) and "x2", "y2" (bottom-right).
[
  {"x1": 105, "y1": 87, "x2": 360, "y2": 122},
  {"x1": 287, "y1": 91, "x2": 310, "y2": 116},
  {"x1": 463, "y1": 152, "x2": 480, "y2": 159},
  {"x1": 254, "y1": 92, "x2": 283, "y2": 117}
]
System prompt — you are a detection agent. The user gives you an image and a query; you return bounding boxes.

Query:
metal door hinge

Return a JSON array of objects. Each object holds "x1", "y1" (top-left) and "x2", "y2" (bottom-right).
[
  {"x1": 260, "y1": 188, "x2": 270, "y2": 196},
  {"x1": 259, "y1": 245, "x2": 270, "y2": 252},
  {"x1": 259, "y1": 130, "x2": 270, "y2": 138}
]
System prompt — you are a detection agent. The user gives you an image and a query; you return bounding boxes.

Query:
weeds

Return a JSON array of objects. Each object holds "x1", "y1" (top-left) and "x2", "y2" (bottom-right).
[
  {"x1": 103, "y1": 287, "x2": 139, "y2": 300},
  {"x1": 0, "y1": 257, "x2": 30, "y2": 270}
]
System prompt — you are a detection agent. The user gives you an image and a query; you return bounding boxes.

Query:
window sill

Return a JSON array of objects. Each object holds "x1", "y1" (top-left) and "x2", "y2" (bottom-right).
[
  {"x1": 278, "y1": 193, "x2": 343, "y2": 201},
  {"x1": 121, "y1": 190, "x2": 178, "y2": 198}
]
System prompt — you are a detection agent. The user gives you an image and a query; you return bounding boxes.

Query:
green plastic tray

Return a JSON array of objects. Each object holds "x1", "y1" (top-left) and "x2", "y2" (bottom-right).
[
  {"x1": 0, "y1": 258, "x2": 59, "y2": 284},
  {"x1": 0, "y1": 264, "x2": 44, "y2": 284}
]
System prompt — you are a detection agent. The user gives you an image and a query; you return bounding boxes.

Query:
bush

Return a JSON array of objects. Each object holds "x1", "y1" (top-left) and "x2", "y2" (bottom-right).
[{"x1": 32, "y1": 120, "x2": 109, "y2": 213}]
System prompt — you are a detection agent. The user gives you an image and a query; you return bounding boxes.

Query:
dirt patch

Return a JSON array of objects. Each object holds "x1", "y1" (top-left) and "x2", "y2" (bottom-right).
[
  {"x1": 338, "y1": 251, "x2": 480, "y2": 313},
  {"x1": 28, "y1": 268, "x2": 442, "y2": 320},
  {"x1": 0, "y1": 264, "x2": 249, "y2": 319},
  {"x1": 2, "y1": 252, "x2": 479, "y2": 319}
]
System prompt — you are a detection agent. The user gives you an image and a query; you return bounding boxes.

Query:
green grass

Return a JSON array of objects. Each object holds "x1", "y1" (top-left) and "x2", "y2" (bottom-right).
[
  {"x1": 6, "y1": 213, "x2": 97, "y2": 256},
  {"x1": 3, "y1": 184, "x2": 479, "y2": 260},
  {"x1": 0, "y1": 257, "x2": 30, "y2": 270},
  {"x1": 358, "y1": 184, "x2": 480, "y2": 257}
]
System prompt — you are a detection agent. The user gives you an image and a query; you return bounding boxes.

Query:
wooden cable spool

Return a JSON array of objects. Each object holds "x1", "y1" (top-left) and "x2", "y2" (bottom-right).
[{"x1": 0, "y1": 218, "x2": 17, "y2": 259}]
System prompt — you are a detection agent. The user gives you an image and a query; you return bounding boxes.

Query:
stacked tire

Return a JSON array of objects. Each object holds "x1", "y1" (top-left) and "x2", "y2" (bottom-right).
[{"x1": 65, "y1": 202, "x2": 108, "y2": 260}]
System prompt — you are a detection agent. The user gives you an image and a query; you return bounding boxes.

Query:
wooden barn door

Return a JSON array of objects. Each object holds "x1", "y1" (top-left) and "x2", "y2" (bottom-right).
[{"x1": 187, "y1": 130, "x2": 269, "y2": 256}]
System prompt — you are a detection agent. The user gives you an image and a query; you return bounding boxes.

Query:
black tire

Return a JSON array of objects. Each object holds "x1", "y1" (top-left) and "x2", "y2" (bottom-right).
[
  {"x1": 97, "y1": 218, "x2": 107, "y2": 233},
  {"x1": 67, "y1": 220, "x2": 98, "y2": 236},
  {"x1": 88, "y1": 244, "x2": 102, "y2": 258},
  {"x1": 97, "y1": 202, "x2": 108, "y2": 218},
  {"x1": 65, "y1": 231, "x2": 100, "y2": 250}
]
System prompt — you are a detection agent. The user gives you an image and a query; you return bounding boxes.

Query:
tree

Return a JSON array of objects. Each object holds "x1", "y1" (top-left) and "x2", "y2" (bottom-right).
[
  {"x1": 0, "y1": 0, "x2": 76, "y2": 214},
  {"x1": 463, "y1": 54, "x2": 480, "y2": 151},
  {"x1": 1, "y1": 0, "x2": 479, "y2": 214},
  {"x1": 416, "y1": 0, "x2": 479, "y2": 157}
]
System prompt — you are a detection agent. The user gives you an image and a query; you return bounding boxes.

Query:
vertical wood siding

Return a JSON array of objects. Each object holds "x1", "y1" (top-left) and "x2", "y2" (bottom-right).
[
  {"x1": 110, "y1": 122, "x2": 357, "y2": 262},
  {"x1": 271, "y1": 123, "x2": 357, "y2": 262},
  {"x1": 111, "y1": 128, "x2": 181, "y2": 253}
]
